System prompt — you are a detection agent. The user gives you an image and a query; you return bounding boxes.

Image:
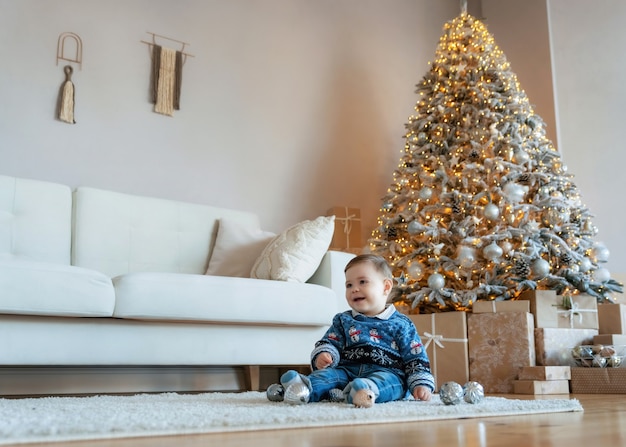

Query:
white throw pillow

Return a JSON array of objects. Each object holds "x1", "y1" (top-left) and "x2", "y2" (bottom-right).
[
  {"x1": 250, "y1": 215, "x2": 335, "y2": 282},
  {"x1": 206, "y1": 218, "x2": 276, "y2": 278}
]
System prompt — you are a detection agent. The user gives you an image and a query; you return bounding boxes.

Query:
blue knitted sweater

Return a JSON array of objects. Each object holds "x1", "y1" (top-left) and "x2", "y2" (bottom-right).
[{"x1": 311, "y1": 306, "x2": 435, "y2": 393}]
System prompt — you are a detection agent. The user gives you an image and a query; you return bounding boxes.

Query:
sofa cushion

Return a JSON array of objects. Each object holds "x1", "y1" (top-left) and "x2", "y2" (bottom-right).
[
  {"x1": 113, "y1": 272, "x2": 338, "y2": 326},
  {"x1": 250, "y1": 216, "x2": 335, "y2": 282},
  {"x1": 0, "y1": 260, "x2": 115, "y2": 317},
  {"x1": 205, "y1": 217, "x2": 275, "y2": 278}
]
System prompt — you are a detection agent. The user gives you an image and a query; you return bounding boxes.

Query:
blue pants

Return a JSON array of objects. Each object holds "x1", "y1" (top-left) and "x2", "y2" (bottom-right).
[{"x1": 306, "y1": 364, "x2": 407, "y2": 403}]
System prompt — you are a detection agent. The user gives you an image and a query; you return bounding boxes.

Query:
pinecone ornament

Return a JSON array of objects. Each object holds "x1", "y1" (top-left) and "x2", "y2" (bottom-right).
[{"x1": 513, "y1": 258, "x2": 531, "y2": 278}]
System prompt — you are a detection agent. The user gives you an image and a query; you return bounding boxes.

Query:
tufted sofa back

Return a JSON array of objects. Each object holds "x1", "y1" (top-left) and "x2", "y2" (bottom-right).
[
  {"x1": 72, "y1": 187, "x2": 260, "y2": 278},
  {"x1": 0, "y1": 175, "x2": 72, "y2": 264}
]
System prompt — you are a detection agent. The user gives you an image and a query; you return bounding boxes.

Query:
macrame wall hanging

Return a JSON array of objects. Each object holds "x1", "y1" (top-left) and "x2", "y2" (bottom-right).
[
  {"x1": 56, "y1": 32, "x2": 82, "y2": 124},
  {"x1": 141, "y1": 32, "x2": 194, "y2": 117}
]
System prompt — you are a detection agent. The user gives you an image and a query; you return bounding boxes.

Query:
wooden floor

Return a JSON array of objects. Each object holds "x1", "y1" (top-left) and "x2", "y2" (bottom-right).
[{"x1": 20, "y1": 394, "x2": 626, "y2": 447}]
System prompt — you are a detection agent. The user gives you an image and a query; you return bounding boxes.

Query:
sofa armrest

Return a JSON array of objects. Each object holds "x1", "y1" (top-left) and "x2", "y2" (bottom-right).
[{"x1": 307, "y1": 250, "x2": 356, "y2": 312}]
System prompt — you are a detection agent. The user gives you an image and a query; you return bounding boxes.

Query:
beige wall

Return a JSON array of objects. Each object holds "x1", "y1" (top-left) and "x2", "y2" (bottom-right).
[{"x1": 0, "y1": 0, "x2": 459, "y2": 244}]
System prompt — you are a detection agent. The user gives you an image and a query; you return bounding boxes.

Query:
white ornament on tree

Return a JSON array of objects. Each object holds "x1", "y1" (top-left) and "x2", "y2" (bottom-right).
[
  {"x1": 579, "y1": 257, "x2": 592, "y2": 273},
  {"x1": 407, "y1": 261, "x2": 425, "y2": 280},
  {"x1": 594, "y1": 267, "x2": 611, "y2": 283},
  {"x1": 531, "y1": 258, "x2": 550, "y2": 279},
  {"x1": 419, "y1": 187, "x2": 433, "y2": 200},
  {"x1": 428, "y1": 273, "x2": 445, "y2": 291},
  {"x1": 592, "y1": 244, "x2": 610, "y2": 263},
  {"x1": 503, "y1": 182, "x2": 528, "y2": 204},
  {"x1": 483, "y1": 203, "x2": 500, "y2": 220},
  {"x1": 482, "y1": 242, "x2": 503, "y2": 261},
  {"x1": 456, "y1": 245, "x2": 476, "y2": 268}
]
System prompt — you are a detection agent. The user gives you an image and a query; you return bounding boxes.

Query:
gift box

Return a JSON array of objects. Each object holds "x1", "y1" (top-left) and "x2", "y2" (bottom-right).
[
  {"x1": 409, "y1": 311, "x2": 469, "y2": 391},
  {"x1": 556, "y1": 294, "x2": 598, "y2": 330},
  {"x1": 518, "y1": 290, "x2": 558, "y2": 328},
  {"x1": 597, "y1": 303, "x2": 626, "y2": 334},
  {"x1": 570, "y1": 367, "x2": 626, "y2": 393},
  {"x1": 518, "y1": 366, "x2": 571, "y2": 381},
  {"x1": 594, "y1": 334, "x2": 626, "y2": 345},
  {"x1": 327, "y1": 206, "x2": 362, "y2": 251},
  {"x1": 472, "y1": 300, "x2": 529, "y2": 314},
  {"x1": 534, "y1": 328, "x2": 597, "y2": 366},
  {"x1": 519, "y1": 290, "x2": 598, "y2": 329},
  {"x1": 468, "y1": 312, "x2": 535, "y2": 393},
  {"x1": 513, "y1": 379, "x2": 570, "y2": 395}
]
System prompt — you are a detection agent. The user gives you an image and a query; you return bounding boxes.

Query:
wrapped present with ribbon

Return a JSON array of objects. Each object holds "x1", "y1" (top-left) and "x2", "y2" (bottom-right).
[
  {"x1": 556, "y1": 294, "x2": 598, "y2": 330},
  {"x1": 327, "y1": 206, "x2": 362, "y2": 251},
  {"x1": 468, "y1": 312, "x2": 536, "y2": 393},
  {"x1": 409, "y1": 311, "x2": 469, "y2": 391}
]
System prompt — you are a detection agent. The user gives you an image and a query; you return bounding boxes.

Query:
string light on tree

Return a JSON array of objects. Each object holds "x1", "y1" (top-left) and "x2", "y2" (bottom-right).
[{"x1": 369, "y1": 12, "x2": 622, "y2": 313}]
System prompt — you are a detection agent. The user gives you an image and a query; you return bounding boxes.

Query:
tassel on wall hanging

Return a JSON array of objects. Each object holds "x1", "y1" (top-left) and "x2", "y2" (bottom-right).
[
  {"x1": 58, "y1": 65, "x2": 76, "y2": 124},
  {"x1": 142, "y1": 32, "x2": 193, "y2": 117}
]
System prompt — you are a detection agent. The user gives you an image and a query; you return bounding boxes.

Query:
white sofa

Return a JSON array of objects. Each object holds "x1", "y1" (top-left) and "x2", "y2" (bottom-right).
[{"x1": 0, "y1": 175, "x2": 354, "y2": 396}]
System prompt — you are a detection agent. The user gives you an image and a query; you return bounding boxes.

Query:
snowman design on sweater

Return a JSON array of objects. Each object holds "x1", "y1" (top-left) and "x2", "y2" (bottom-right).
[{"x1": 311, "y1": 305, "x2": 434, "y2": 392}]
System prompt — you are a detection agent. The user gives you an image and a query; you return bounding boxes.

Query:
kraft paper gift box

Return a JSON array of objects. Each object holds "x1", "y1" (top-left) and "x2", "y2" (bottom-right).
[
  {"x1": 327, "y1": 206, "x2": 361, "y2": 251},
  {"x1": 518, "y1": 366, "x2": 571, "y2": 381},
  {"x1": 593, "y1": 334, "x2": 626, "y2": 345},
  {"x1": 519, "y1": 290, "x2": 599, "y2": 329},
  {"x1": 518, "y1": 290, "x2": 559, "y2": 328},
  {"x1": 513, "y1": 379, "x2": 570, "y2": 395},
  {"x1": 467, "y1": 312, "x2": 536, "y2": 393},
  {"x1": 555, "y1": 294, "x2": 599, "y2": 330},
  {"x1": 597, "y1": 303, "x2": 626, "y2": 334},
  {"x1": 534, "y1": 327, "x2": 597, "y2": 366},
  {"x1": 570, "y1": 368, "x2": 626, "y2": 394},
  {"x1": 472, "y1": 300, "x2": 529, "y2": 314},
  {"x1": 409, "y1": 312, "x2": 469, "y2": 391}
]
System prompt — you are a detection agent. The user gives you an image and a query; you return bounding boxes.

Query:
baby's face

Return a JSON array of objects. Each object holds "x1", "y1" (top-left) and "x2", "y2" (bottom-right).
[{"x1": 344, "y1": 262, "x2": 392, "y2": 317}]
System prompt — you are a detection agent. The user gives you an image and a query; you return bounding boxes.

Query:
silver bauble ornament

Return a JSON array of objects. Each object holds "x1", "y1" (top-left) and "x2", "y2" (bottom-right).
[
  {"x1": 463, "y1": 381, "x2": 484, "y2": 404},
  {"x1": 482, "y1": 242, "x2": 503, "y2": 261},
  {"x1": 407, "y1": 261, "x2": 425, "y2": 280},
  {"x1": 501, "y1": 240, "x2": 513, "y2": 254},
  {"x1": 503, "y1": 182, "x2": 528, "y2": 204},
  {"x1": 328, "y1": 388, "x2": 345, "y2": 402},
  {"x1": 382, "y1": 201, "x2": 393, "y2": 211},
  {"x1": 407, "y1": 220, "x2": 421, "y2": 235},
  {"x1": 512, "y1": 150, "x2": 530, "y2": 165},
  {"x1": 428, "y1": 273, "x2": 445, "y2": 291},
  {"x1": 483, "y1": 203, "x2": 500, "y2": 220},
  {"x1": 439, "y1": 381, "x2": 464, "y2": 405},
  {"x1": 593, "y1": 267, "x2": 611, "y2": 283},
  {"x1": 283, "y1": 383, "x2": 311, "y2": 405},
  {"x1": 531, "y1": 258, "x2": 550, "y2": 279},
  {"x1": 266, "y1": 383, "x2": 285, "y2": 402},
  {"x1": 592, "y1": 244, "x2": 610, "y2": 263},
  {"x1": 579, "y1": 257, "x2": 592, "y2": 273},
  {"x1": 419, "y1": 187, "x2": 433, "y2": 200},
  {"x1": 456, "y1": 246, "x2": 476, "y2": 268}
]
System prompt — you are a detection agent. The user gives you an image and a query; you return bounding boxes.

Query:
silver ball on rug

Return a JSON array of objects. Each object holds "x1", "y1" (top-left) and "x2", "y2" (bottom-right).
[
  {"x1": 328, "y1": 388, "x2": 345, "y2": 402},
  {"x1": 439, "y1": 381, "x2": 464, "y2": 405},
  {"x1": 283, "y1": 383, "x2": 311, "y2": 405},
  {"x1": 266, "y1": 383, "x2": 285, "y2": 402},
  {"x1": 463, "y1": 381, "x2": 485, "y2": 404}
]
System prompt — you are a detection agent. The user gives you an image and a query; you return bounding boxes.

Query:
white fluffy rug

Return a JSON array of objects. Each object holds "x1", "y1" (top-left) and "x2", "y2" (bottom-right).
[{"x1": 0, "y1": 391, "x2": 583, "y2": 445}]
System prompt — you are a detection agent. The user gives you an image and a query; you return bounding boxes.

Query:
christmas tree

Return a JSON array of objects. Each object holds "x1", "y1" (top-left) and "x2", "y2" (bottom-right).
[{"x1": 369, "y1": 13, "x2": 622, "y2": 313}]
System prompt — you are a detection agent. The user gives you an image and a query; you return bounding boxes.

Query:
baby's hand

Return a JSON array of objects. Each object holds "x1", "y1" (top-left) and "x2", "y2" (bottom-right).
[
  {"x1": 314, "y1": 352, "x2": 333, "y2": 369},
  {"x1": 412, "y1": 386, "x2": 432, "y2": 401}
]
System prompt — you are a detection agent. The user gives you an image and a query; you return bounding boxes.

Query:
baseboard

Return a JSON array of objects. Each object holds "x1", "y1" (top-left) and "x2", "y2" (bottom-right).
[{"x1": 0, "y1": 365, "x2": 299, "y2": 397}]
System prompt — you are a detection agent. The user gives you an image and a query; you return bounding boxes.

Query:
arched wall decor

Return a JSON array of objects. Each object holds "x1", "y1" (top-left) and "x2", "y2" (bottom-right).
[{"x1": 56, "y1": 32, "x2": 83, "y2": 70}]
